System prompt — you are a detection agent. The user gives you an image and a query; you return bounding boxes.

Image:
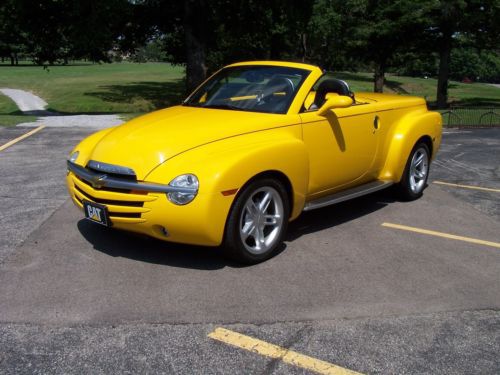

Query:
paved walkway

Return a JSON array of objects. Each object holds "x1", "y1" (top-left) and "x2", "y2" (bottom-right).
[
  {"x1": 15, "y1": 114, "x2": 123, "y2": 128},
  {"x1": 0, "y1": 88, "x2": 49, "y2": 113},
  {"x1": 0, "y1": 88, "x2": 123, "y2": 129}
]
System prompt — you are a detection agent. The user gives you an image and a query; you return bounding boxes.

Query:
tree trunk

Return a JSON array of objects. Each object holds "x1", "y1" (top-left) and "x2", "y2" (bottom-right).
[
  {"x1": 436, "y1": 31, "x2": 452, "y2": 109},
  {"x1": 269, "y1": 35, "x2": 282, "y2": 60},
  {"x1": 10, "y1": 53, "x2": 14, "y2": 66},
  {"x1": 184, "y1": 0, "x2": 207, "y2": 94},
  {"x1": 14, "y1": 53, "x2": 18, "y2": 65},
  {"x1": 300, "y1": 33, "x2": 307, "y2": 62},
  {"x1": 374, "y1": 63, "x2": 385, "y2": 93}
]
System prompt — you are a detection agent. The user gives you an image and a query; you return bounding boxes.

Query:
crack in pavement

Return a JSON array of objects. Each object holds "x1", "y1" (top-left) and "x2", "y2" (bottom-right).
[{"x1": 261, "y1": 324, "x2": 314, "y2": 375}]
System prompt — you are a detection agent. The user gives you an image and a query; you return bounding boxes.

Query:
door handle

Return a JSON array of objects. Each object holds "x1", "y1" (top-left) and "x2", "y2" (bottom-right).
[{"x1": 374, "y1": 116, "x2": 380, "y2": 130}]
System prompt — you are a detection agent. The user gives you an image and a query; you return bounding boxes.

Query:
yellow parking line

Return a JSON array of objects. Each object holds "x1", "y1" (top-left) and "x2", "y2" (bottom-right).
[
  {"x1": 0, "y1": 125, "x2": 45, "y2": 152},
  {"x1": 208, "y1": 327, "x2": 363, "y2": 375},
  {"x1": 382, "y1": 223, "x2": 500, "y2": 249},
  {"x1": 433, "y1": 180, "x2": 500, "y2": 193}
]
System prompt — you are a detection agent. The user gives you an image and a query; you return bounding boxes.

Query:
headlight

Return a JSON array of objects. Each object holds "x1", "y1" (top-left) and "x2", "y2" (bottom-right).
[
  {"x1": 167, "y1": 174, "x2": 199, "y2": 205},
  {"x1": 69, "y1": 151, "x2": 79, "y2": 163}
]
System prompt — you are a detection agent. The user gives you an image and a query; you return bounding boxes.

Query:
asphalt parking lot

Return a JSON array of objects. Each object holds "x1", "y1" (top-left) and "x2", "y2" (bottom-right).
[{"x1": 0, "y1": 126, "x2": 499, "y2": 374}]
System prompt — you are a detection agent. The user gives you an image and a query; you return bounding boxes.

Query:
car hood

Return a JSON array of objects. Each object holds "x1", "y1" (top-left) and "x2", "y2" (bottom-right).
[{"x1": 88, "y1": 105, "x2": 296, "y2": 180}]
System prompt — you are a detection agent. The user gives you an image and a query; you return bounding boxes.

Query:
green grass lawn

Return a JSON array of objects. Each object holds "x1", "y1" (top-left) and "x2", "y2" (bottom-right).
[
  {"x1": 0, "y1": 63, "x2": 185, "y2": 115},
  {"x1": 0, "y1": 63, "x2": 498, "y2": 127},
  {"x1": 336, "y1": 72, "x2": 500, "y2": 106},
  {"x1": 0, "y1": 93, "x2": 36, "y2": 127}
]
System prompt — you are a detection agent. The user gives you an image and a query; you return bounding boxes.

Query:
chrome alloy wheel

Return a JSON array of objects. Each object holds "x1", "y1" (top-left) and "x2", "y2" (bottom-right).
[
  {"x1": 239, "y1": 187, "x2": 284, "y2": 255},
  {"x1": 409, "y1": 147, "x2": 429, "y2": 194}
]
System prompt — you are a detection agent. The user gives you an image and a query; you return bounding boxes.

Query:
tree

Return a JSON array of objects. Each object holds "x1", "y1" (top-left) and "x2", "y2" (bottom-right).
[
  {"x1": 183, "y1": 0, "x2": 209, "y2": 92},
  {"x1": 427, "y1": 1, "x2": 467, "y2": 108},
  {"x1": 139, "y1": 0, "x2": 314, "y2": 92},
  {"x1": 133, "y1": 0, "x2": 204, "y2": 92},
  {"x1": 64, "y1": 0, "x2": 135, "y2": 63},
  {"x1": 449, "y1": 41, "x2": 500, "y2": 83},
  {"x1": 306, "y1": 0, "x2": 344, "y2": 70},
  {"x1": 131, "y1": 39, "x2": 170, "y2": 62},
  {"x1": 0, "y1": 0, "x2": 134, "y2": 65},
  {"x1": 305, "y1": 0, "x2": 436, "y2": 92},
  {"x1": 2, "y1": 0, "x2": 497, "y2": 102},
  {"x1": 424, "y1": 0, "x2": 500, "y2": 108},
  {"x1": 0, "y1": 0, "x2": 28, "y2": 65},
  {"x1": 347, "y1": 0, "x2": 434, "y2": 92}
]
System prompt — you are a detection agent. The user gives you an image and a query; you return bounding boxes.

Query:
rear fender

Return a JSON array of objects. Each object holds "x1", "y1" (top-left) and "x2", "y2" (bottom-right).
[{"x1": 379, "y1": 111, "x2": 442, "y2": 182}]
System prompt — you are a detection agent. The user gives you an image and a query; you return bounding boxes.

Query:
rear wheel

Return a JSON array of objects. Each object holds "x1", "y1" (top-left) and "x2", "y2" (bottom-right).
[
  {"x1": 397, "y1": 142, "x2": 430, "y2": 200},
  {"x1": 224, "y1": 178, "x2": 290, "y2": 264}
]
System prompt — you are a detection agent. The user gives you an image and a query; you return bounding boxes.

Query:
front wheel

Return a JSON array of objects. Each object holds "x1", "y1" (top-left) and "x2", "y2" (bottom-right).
[
  {"x1": 224, "y1": 178, "x2": 290, "y2": 264},
  {"x1": 397, "y1": 142, "x2": 430, "y2": 200}
]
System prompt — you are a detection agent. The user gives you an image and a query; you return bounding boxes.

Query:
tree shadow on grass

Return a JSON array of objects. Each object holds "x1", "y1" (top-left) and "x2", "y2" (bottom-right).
[
  {"x1": 85, "y1": 79, "x2": 186, "y2": 111},
  {"x1": 1, "y1": 109, "x2": 27, "y2": 116},
  {"x1": 384, "y1": 79, "x2": 410, "y2": 95},
  {"x1": 334, "y1": 72, "x2": 373, "y2": 84},
  {"x1": 0, "y1": 110, "x2": 37, "y2": 126},
  {"x1": 331, "y1": 73, "x2": 411, "y2": 95}
]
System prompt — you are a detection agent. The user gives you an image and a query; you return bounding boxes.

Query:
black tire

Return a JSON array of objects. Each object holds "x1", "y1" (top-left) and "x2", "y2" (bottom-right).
[
  {"x1": 223, "y1": 178, "x2": 290, "y2": 264},
  {"x1": 397, "y1": 142, "x2": 431, "y2": 201}
]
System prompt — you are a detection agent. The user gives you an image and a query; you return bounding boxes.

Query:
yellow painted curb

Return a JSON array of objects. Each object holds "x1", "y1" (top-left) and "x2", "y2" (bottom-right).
[
  {"x1": 382, "y1": 223, "x2": 500, "y2": 249},
  {"x1": 208, "y1": 327, "x2": 363, "y2": 375},
  {"x1": 433, "y1": 180, "x2": 500, "y2": 193},
  {"x1": 0, "y1": 125, "x2": 45, "y2": 152}
]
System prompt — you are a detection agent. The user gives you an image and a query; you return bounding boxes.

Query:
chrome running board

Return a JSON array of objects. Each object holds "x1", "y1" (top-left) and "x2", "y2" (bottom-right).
[{"x1": 303, "y1": 180, "x2": 393, "y2": 211}]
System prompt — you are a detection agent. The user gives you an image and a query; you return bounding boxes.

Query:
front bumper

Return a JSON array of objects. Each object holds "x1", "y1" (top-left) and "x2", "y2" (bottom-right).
[{"x1": 66, "y1": 162, "x2": 230, "y2": 246}]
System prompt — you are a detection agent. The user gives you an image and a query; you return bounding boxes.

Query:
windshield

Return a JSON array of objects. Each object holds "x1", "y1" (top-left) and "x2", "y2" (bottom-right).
[{"x1": 183, "y1": 65, "x2": 311, "y2": 114}]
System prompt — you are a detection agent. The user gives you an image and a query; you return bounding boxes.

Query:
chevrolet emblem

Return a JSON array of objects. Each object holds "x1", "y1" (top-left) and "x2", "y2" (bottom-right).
[{"x1": 90, "y1": 174, "x2": 108, "y2": 189}]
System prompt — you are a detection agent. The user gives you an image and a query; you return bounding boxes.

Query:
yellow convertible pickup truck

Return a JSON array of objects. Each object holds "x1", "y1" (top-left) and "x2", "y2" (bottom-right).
[{"x1": 66, "y1": 61, "x2": 442, "y2": 263}]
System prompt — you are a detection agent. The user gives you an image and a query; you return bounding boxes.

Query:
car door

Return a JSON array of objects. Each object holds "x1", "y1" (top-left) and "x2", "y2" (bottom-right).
[{"x1": 300, "y1": 104, "x2": 379, "y2": 198}]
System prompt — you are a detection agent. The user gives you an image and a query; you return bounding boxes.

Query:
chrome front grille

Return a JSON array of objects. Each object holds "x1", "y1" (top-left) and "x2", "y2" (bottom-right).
[
  {"x1": 73, "y1": 184, "x2": 143, "y2": 207},
  {"x1": 67, "y1": 160, "x2": 196, "y2": 195},
  {"x1": 69, "y1": 174, "x2": 157, "y2": 224},
  {"x1": 67, "y1": 160, "x2": 196, "y2": 224},
  {"x1": 73, "y1": 184, "x2": 143, "y2": 219}
]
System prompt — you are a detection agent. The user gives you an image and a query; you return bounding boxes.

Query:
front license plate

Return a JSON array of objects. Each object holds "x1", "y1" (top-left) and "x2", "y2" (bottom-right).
[{"x1": 83, "y1": 201, "x2": 110, "y2": 227}]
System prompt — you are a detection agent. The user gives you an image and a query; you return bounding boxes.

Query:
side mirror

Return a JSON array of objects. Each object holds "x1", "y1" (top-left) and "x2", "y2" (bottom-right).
[{"x1": 317, "y1": 94, "x2": 353, "y2": 116}]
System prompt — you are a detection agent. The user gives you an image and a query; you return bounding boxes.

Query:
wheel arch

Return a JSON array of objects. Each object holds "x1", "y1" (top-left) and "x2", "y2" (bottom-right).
[
  {"x1": 222, "y1": 170, "x2": 295, "y2": 240},
  {"x1": 221, "y1": 170, "x2": 294, "y2": 261},
  {"x1": 234, "y1": 170, "x2": 294, "y2": 217},
  {"x1": 416, "y1": 135, "x2": 433, "y2": 159}
]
